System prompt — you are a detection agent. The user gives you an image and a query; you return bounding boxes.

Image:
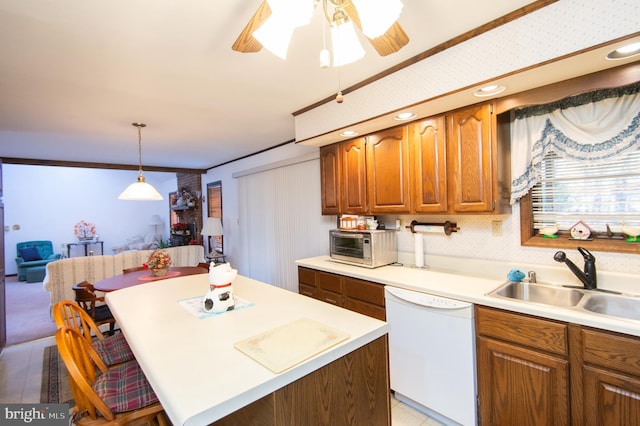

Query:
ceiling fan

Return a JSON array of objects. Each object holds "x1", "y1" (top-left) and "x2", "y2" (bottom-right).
[{"x1": 232, "y1": 0, "x2": 409, "y2": 61}]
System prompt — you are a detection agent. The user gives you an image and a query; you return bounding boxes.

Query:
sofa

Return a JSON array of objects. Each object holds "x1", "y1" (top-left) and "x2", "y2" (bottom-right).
[
  {"x1": 16, "y1": 241, "x2": 63, "y2": 282},
  {"x1": 43, "y1": 245, "x2": 205, "y2": 311}
]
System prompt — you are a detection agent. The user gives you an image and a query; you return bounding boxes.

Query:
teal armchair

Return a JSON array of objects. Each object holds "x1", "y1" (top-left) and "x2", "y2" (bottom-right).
[{"x1": 15, "y1": 241, "x2": 62, "y2": 281}]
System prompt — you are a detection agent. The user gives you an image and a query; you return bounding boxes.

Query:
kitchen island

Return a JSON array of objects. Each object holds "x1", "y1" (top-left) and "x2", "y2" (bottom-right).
[{"x1": 105, "y1": 272, "x2": 390, "y2": 426}]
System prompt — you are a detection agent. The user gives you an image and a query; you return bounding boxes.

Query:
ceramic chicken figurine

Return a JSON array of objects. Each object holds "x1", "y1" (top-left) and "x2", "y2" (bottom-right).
[
  {"x1": 540, "y1": 224, "x2": 559, "y2": 238},
  {"x1": 621, "y1": 222, "x2": 640, "y2": 242}
]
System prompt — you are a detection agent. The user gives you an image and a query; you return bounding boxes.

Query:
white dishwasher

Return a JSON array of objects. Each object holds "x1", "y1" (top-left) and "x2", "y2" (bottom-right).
[{"x1": 385, "y1": 286, "x2": 477, "y2": 426}]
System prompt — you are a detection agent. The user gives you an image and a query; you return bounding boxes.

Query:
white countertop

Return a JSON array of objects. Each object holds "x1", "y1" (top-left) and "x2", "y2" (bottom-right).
[
  {"x1": 105, "y1": 273, "x2": 388, "y2": 425},
  {"x1": 296, "y1": 256, "x2": 640, "y2": 337}
]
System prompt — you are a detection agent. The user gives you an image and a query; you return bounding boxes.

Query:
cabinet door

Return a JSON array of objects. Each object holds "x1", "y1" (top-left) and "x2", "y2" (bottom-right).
[
  {"x1": 340, "y1": 138, "x2": 368, "y2": 214},
  {"x1": 583, "y1": 365, "x2": 640, "y2": 426},
  {"x1": 298, "y1": 267, "x2": 318, "y2": 299},
  {"x1": 410, "y1": 116, "x2": 447, "y2": 213},
  {"x1": 366, "y1": 127, "x2": 411, "y2": 214},
  {"x1": 343, "y1": 277, "x2": 385, "y2": 321},
  {"x1": 447, "y1": 103, "x2": 496, "y2": 212},
  {"x1": 317, "y1": 272, "x2": 343, "y2": 306},
  {"x1": 320, "y1": 144, "x2": 341, "y2": 215},
  {"x1": 477, "y1": 336, "x2": 570, "y2": 426}
]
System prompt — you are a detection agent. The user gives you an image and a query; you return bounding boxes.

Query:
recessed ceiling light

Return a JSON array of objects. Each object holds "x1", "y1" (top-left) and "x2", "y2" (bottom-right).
[
  {"x1": 340, "y1": 130, "x2": 358, "y2": 137},
  {"x1": 474, "y1": 84, "x2": 506, "y2": 97},
  {"x1": 606, "y1": 41, "x2": 640, "y2": 60},
  {"x1": 393, "y1": 112, "x2": 416, "y2": 121}
]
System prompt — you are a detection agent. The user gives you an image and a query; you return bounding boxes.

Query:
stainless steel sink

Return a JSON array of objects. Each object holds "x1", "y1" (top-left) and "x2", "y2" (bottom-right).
[
  {"x1": 582, "y1": 294, "x2": 640, "y2": 321},
  {"x1": 491, "y1": 281, "x2": 584, "y2": 307}
]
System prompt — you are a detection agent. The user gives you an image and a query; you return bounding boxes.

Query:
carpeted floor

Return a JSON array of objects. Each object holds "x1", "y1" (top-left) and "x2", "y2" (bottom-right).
[
  {"x1": 5, "y1": 275, "x2": 57, "y2": 345},
  {"x1": 40, "y1": 345, "x2": 73, "y2": 405}
]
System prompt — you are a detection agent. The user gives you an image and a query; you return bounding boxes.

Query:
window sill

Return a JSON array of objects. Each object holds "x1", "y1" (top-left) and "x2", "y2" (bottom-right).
[{"x1": 520, "y1": 193, "x2": 640, "y2": 255}]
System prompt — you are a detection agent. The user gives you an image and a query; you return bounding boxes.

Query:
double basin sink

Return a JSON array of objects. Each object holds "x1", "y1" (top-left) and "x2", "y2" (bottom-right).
[{"x1": 489, "y1": 281, "x2": 640, "y2": 321}]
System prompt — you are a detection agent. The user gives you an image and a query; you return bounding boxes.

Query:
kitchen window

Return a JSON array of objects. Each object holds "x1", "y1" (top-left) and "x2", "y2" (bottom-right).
[{"x1": 514, "y1": 82, "x2": 640, "y2": 254}]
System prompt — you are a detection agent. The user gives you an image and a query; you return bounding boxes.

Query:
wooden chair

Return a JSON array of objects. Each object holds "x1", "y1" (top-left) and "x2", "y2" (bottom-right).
[
  {"x1": 53, "y1": 300, "x2": 134, "y2": 367},
  {"x1": 72, "y1": 281, "x2": 116, "y2": 335},
  {"x1": 55, "y1": 326, "x2": 168, "y2": 425},
  {"x1": 122, "y1": 266, "x2": 145, "y2": 274}
]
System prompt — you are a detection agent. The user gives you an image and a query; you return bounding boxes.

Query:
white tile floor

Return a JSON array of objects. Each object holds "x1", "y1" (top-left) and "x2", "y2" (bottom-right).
[{"x1": 1, "y1": 337, "x2": 443, "y2": 425}]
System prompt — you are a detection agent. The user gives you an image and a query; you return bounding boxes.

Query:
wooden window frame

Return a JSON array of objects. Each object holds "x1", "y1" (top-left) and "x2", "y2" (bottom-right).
[{"x1": 520, "y1": 192, "x2": 640, "y2": 254}]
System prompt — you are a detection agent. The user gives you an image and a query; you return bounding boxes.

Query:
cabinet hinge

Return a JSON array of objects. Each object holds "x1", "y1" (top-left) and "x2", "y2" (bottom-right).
[{"x1": 489, "y1": 103, "x2": 494, "y2": 114}]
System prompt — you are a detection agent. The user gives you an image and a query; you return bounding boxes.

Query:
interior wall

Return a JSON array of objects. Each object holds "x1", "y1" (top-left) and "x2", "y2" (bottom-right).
[{"x1": 3, "y1": 164, "x2": 176, "y2": 275}]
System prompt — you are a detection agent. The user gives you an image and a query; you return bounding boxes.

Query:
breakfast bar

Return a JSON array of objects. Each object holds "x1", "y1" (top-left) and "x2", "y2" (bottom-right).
[{"x1": 105, "y1": 273, "x2": 390, "y2": 425}]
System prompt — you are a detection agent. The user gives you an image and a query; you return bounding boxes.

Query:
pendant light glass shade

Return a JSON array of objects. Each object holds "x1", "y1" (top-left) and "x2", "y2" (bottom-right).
[
  {"x1": 330, "y1": 18, "x2": 365, "y2": 66},
  {"x1": 118, "y1": 123, "x2": 164, "y2": 201},
  {"x1": 118, "y1": 175, "x2": 164, "y2": 200},
  {"x1": 352, "y1": 0, "x2": 403, "y2": 39},
  {"x1": 253, "y1": 0, "x2": 314, "y2": 60}
]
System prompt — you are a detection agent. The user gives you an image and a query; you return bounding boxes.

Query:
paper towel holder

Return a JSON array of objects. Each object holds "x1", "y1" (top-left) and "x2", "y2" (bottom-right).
[{"x1": 407, "y1": 220, "x2": 460, "y2": 235}]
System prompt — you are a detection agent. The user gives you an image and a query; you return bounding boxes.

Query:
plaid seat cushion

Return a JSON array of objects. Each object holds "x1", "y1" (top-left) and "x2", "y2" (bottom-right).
[
  {"x1": 94, "y1": 360, "x2": 159, "y2": 414},
  {"x1": 93, "y1": 333, "x2": 134, "y2": 366}
]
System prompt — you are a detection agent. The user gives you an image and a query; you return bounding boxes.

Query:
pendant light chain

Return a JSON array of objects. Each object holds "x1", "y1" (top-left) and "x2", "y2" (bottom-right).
[{"x1": 133, "y1": 122, "x2": 146, "y2": 177}]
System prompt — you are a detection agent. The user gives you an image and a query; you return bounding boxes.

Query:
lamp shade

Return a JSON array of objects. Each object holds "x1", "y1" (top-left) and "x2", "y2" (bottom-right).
[
  {"x1": 330, "y1": 19, "x2": 365, "y2": 66},
  {"x1": 352, "y1": 0, "x2": 403, "y2": 39},
  {"x1": 201, "y1": 217, "x2": 223, "y2": 237},
  {"x1": 118, "y1": 176, "x2": 164, "y2": 200}
]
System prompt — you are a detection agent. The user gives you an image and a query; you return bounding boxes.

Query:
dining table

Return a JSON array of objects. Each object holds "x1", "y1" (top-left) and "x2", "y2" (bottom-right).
[
  {"x1": 104, "y1": 273, "x2": 390, "y2": 425},
  {"x1": 93, "y1": 266, "x2": 207, "y2": 292}
]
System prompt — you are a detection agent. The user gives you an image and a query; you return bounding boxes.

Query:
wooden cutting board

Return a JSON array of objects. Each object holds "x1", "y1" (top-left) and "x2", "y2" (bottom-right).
[{"x1": 234, "y1": 318, "x2": 350, "y2": 373}]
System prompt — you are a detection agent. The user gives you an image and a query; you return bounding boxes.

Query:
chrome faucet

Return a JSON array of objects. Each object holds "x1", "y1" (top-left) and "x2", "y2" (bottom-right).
[{"x1": 553, "y1": 247, "x2": 597, "y2": 290}]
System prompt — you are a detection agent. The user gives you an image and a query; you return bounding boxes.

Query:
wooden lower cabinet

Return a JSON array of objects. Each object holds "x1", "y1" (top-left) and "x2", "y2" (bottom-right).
[
  {"x1": 570, "y1": 325, "x2": 640, "y2": 426},
  {"x1": 297, "y1": 267, "x2": 385, "y2": 321},
  {"x1": 476, "y1": 306, "x2": 570, "y2": 425},
  {"x1": 477, "y1": 306, "x2": 640, "y2": 426},
  {"x1": 213, "y1": 335, "x2": 391, "y2": 425}
]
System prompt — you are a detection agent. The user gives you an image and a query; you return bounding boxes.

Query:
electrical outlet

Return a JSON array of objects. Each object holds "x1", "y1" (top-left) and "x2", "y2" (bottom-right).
[
  {"x1": 12, "y1": 224, "x2": 20, "y2": 230},
  {"x1": 491, "y1": 220, "x2": 503, "y2": 236}
]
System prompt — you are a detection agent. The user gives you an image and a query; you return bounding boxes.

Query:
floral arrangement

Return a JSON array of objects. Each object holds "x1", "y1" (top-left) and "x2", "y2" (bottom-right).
[
  {"x1": 171, "y1": 222, "x2": 189, "y2": 233},
  {"x1": 74, "y1": 220, "x2": 96, "y2": 240},
  {"x1": 143, "y1": 250, "x2": 173, "y2": 273}
]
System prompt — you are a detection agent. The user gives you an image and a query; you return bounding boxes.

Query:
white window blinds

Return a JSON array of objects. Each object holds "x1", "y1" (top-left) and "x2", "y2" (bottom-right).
[{"x1": 532, "y1": 149, "x2": 640, "y2": 235}]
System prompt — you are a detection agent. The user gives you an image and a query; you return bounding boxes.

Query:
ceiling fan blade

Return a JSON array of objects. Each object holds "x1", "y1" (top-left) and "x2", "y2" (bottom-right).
[
  {"x1": 232, "y1": 1, "x2": 271, "y2": 53},
  {"x1": 343, "y1": 3, "x2": 409, "y2": 56}
]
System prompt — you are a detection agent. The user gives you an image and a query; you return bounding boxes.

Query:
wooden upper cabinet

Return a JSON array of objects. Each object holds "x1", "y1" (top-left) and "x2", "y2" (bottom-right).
[
  {"x1": 366, "y1": 126, "x2": 411, "y2": 214},
  {"x1": 320, "y1": 144, "x2": 341, "y2": 215},
  {"x1": 340, "y1": 137, "x2": 368, "y2": 214},
  {"x1": 410, "y1": 116, "x2": 447, "y2": 213},
  {"x1": 447, "y1": 102, "x2": 497, "y2": 213}
]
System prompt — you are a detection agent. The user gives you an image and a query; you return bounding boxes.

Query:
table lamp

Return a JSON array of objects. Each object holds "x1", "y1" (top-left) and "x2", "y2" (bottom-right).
[
  {"x1": 150, "y1": 214, "x2": 164, "y2": 240},
  {"x1": 201, "y1": 217, "x2": 223, "y2": 256}
]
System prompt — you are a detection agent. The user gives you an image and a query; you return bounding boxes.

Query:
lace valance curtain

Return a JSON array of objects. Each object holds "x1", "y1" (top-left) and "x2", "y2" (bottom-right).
[{"x1": 510, "y1": 82, "x2": 640, "y2": 204}]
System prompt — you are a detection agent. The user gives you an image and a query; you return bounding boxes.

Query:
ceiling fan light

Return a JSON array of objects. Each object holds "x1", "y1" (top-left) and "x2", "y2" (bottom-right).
[
  {"x1": 330, "y1": 20, "x2": 365, "y2": 67},
  {"x1": 118, "y1": 175, "x2": 164, "y2": 201},
  {"x1": 352, "y1": 0, "x2": 403, "y2": 39},
  {"x1": 266, "y1": 0, "x2": 314, "y2": 27},
  {"x1": 253, "y1": 15, "x2": 296, "y2": 60}
]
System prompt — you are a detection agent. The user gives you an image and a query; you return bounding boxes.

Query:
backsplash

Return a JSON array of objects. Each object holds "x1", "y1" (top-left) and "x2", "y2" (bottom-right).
[{"x1": 385, "y1": 203, "x2": 640, "y2": 276}]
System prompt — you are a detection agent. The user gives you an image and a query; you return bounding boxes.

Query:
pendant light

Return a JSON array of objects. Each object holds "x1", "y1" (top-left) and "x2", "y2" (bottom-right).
[{"x1": 118, "y1": 122, "x2": 164, "y2": 201}]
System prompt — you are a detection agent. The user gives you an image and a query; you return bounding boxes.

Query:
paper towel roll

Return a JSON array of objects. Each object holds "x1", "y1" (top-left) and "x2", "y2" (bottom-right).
[
  {"x1": 414, "y1": 224, "x2": 443, "y2": 234},
  {"x1": 414, "y1": 232, "x2": 424, "y2": 268}
]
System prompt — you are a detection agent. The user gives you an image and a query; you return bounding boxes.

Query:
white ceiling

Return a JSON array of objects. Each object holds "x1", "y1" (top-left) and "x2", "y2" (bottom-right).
[{"x1": 0, "y1": 1, "x2": 635, "y2": 171}]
